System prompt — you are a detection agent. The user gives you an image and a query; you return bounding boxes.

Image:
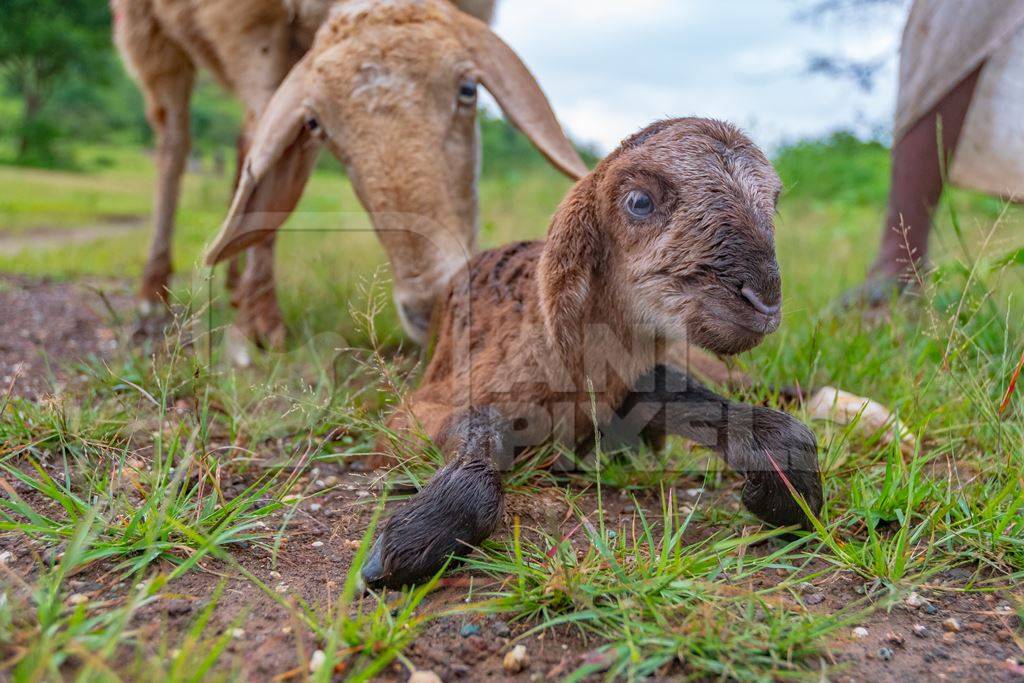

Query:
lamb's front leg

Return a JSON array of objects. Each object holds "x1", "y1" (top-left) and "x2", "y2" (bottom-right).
[
  {"x1": 361, "y1": 407, "x2": 508, "y2": 589},
  {"x1": 615, "y1": 365, "x2": 822, "y2": 528}
]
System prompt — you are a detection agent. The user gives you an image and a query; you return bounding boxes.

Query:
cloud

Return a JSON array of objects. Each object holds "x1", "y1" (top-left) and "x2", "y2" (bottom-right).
[{"x1": 487, "y1": 0, "x2": 906, "y2": 152}]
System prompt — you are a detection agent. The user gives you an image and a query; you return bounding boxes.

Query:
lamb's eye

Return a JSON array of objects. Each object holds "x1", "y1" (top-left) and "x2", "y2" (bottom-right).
[
  {"x1": 305, "y1": 116, "x2": 319, "y2": 132},
  {"x1": 625, "y1": 190, "x2": 654, "y2": 219},
  {"x1": 457, "y1": 80, "x2": 478, "y2": 106}
]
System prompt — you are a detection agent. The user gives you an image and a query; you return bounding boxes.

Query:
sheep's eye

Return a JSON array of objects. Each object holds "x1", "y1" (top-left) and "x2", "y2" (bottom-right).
[
  {"x1": 625, "y1": 190, "x2": 654, "y2": 219},
  {"x1": 305, "y1": 116, "x2": 319, "y2": 132},
  {"x1": 457, "y1": 80, "x2": 478, "y2": 106}
]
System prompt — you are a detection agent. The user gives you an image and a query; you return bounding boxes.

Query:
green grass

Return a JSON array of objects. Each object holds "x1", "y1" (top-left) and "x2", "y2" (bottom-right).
[{"x1": 1, "y1": 134, "x2": 1023, "y2": 679}]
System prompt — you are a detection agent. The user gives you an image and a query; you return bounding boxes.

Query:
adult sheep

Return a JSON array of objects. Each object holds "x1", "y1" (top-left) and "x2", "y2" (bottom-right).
[{"x1": 112, "y1": 0, "x2": 586, "y2": 349}]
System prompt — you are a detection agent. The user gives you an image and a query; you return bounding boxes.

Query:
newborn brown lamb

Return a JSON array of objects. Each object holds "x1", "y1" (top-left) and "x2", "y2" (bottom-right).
[{"x1": 361, "y1": 118, "x2": 823, "y2": 588}]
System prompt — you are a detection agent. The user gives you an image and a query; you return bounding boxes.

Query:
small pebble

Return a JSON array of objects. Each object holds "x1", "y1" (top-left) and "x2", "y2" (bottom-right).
[
  {"x1": 923, "y1": 603, "x2": 938, "y2": 615},
  {"x1": 67, "y1": 593, "x2": 88, "y2": 605},
  {"x1": 0, "y1": 551, "x2": 12, "y2": 564},
  {"x1": 804, "y1": 592, "x2": 825, "y2": 606},
  {"x1": 852, "y1": 627, "x2": 869, "y2": 639},
  {"x1": 459, "y1": 623, "x2": 481, "y2": 638},
  {"x1": 942, "y1": 632, "x2": 957, "y2": 643},
  {"x1": 878, "y1": 647, "x2": 894, "y2": 661},
  {"x1": 309, "y1": 650, "x2": 326, "y2": 673},
  {"x1": 912, "y1": 623, "x2": 929, "y2": 638},
  {"x1": 905, "y1": 592, "x2": 924, "y2": 608},
  {"x1": 942, "y1": 617, "x2": 961, "y2": 633},
  {"x1": 311, "y1": 541, "x2": 324, "y2": 548},
  {"x1": 230, "y1": 628, "x2": 245, "y2": 639},
  {"x1": 885, "y1": 631, "x2": 905, "y2": 647},
  {"x1": 503, "y1": 644, "x2": 529, "y2": 674},
  {"x1": 580, "y1": 648, "x2": 616, "y2": 672},
  {"x1": 607, "y1": 530, "x2": 617, "y2": 539},
  {"x1": 408, "y1": 671, "x2": 442, "y2": 683},
  {"x1": 165, "y1": 599, "x2": 193, "y2": 617},
  {"x1": 309, "y1": 503, "x2": 322, "y2": 513},
  {"x1": 492, "y1": 620, "x2": 511, "y2": 638}
]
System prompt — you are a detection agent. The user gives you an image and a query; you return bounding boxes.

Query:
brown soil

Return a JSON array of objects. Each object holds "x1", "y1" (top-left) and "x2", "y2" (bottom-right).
[
  {"x1": 0, "y1": 274, "x2": 132, "y2": 398},
  {"x1": 0, "y1": 274, "x2": 1021, "y2": 682}
]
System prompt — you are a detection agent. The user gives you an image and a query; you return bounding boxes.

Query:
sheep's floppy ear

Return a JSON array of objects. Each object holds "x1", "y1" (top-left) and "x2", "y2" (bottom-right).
[
  {"x1": 537, "y1": 175, "x2": 602, "y2": 363},
  {"x1": 455, "y1": 13, "x2": 589, "y2": 181},
  {"x1": 204, "y1": 56, "x2": 321, "y2": 265}
]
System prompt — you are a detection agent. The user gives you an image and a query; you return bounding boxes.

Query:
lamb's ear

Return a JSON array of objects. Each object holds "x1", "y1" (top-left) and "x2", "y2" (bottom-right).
[
  {"x1": 537, "y1": 175, "x2": 602, "y2": 363},
  {"x1": 204, "y1": 56, "x2": 321, "y2": 265},
  {"x1": 455, "y1": 13, "x2": 589, "y2": 181}
]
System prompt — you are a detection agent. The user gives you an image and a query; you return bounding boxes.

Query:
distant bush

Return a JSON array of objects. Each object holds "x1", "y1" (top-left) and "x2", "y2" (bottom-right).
[
  {"x1": 773, "y1": 132, "x2": 891, "y2": 206},
  {"x1": 479, "y1": 108, "x2": 601, "y2": 178}
]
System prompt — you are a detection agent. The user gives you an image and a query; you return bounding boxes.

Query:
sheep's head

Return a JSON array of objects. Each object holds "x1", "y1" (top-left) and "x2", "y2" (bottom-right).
[
  {"x1": 539, "y1": 118, "x2": 784, "y2": 359},
  {"x1": 205, "y1": 0, "x2": 587, "y2": 343}
]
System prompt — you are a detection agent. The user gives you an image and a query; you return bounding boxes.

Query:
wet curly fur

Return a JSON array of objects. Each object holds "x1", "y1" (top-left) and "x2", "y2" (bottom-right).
[{"x1": 362, "y1": 118, "x2": 823, "y2": 589}]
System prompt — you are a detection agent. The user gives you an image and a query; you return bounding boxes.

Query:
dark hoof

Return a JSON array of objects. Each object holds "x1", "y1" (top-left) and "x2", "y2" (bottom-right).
[
  {"x1": 742, "y1": 409, "x2": 823, "y2": 530},
  {"x1": 360, "y1": 536, "x2": 386, "y2": 589},
  {"x1": 358, "y1": 456, "x2": 503, "y2": 589},
  {"x1": 131, "y1": 300, "x2": 172, "y2": 342},
  {"x1": 835, "y1": 276, "x2": 909, "y2": 311}
]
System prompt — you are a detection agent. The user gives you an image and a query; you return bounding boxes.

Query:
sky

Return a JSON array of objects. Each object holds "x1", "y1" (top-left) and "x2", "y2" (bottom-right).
[{"x1": 483, "y1": 0, "x2": 909, "y2": 153}]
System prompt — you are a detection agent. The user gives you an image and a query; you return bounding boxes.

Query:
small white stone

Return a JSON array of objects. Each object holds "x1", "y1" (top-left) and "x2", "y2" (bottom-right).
[
  {"x1": 311, "y1": 541, "x2": 324, "y2": 548},
  {"x1": 852, "y1": 627, "x2": 869, "y2": 639},
  {"x1": 0, "y1": 551, "x2": 12, "y2": 564},
  {"x1": 309, "y1": 649, "x2": 326, "y2": 672},
  {"x1": 905, "y1": 592, "x2": 924, "y2": 608},
  {"x1": 67, "y1": 593, "x2": 88, "y2": 605},
  {"x1": 408, "y1": 671, "x2": 442, "y2": 683},
  {"x1": 309, "y1": 503, "x2": 322, "y2": 513},
  {"x1": 275, "y1": 582, "x2": 289, "y2": 593},
  {"x1": 503, "y1": 644, "x2": 529, "y2": 673},
  {"x1": 230, "y1": 628, "x2": 245, "y2": 639}
]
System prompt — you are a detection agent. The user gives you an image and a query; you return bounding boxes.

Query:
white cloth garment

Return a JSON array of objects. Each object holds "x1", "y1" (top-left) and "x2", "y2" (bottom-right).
[{"x1": 897, "y1": 0, "x2": 1024, "y2": 199}]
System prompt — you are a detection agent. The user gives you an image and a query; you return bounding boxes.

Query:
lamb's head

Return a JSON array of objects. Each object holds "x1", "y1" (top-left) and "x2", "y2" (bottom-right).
[
  {"x1": 539, "y1": 118, "x2": 784, "y2": 359},
  {"x1": 205, "y1": 0, "x2": 586, "y2": 343}
]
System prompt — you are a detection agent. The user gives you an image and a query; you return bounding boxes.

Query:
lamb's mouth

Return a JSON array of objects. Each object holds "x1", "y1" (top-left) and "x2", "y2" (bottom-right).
[
  {"x1": 682, "y1": 291, "x2": 781, "y2": 355},
  {"x1": 725, "y1": 300, "x2": 781, "y2": 334}
]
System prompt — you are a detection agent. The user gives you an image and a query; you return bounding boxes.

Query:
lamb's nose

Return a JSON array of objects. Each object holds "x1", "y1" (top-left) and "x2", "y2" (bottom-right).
[{"x1": 740, "y1": 286, "x2": 781, "y2": 316}]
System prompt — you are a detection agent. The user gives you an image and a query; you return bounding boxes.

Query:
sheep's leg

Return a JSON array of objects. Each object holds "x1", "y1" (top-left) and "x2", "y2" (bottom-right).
[
  {"x1": 614, "y1": 365, "x2": 822, "y2": 528},
  {"x1": 225, "y1": 130, "x2": 250, "y2": 302},
  {"x1": 361, "y1": 408, "x2": 508, "y2": 589},
  {"x1": 233, "y1": 240, "x2": 287, "y2": 351},
  {"x1": 137, "y1": 64, "x2": 195, "y2": 313}
]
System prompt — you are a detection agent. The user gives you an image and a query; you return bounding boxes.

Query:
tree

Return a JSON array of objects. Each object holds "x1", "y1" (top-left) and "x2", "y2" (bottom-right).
[
  {"x1": 794, "y1": 0, "x2": 909, "y2": 93},
  {"x1": 0, "y1": 0, "x2": 112, "y2": 164}
]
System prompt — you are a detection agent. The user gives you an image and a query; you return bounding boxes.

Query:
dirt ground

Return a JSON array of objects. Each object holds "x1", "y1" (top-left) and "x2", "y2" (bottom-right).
[{"x1": 1, "y1": 274, "x2": 1022, "y2": 682}]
